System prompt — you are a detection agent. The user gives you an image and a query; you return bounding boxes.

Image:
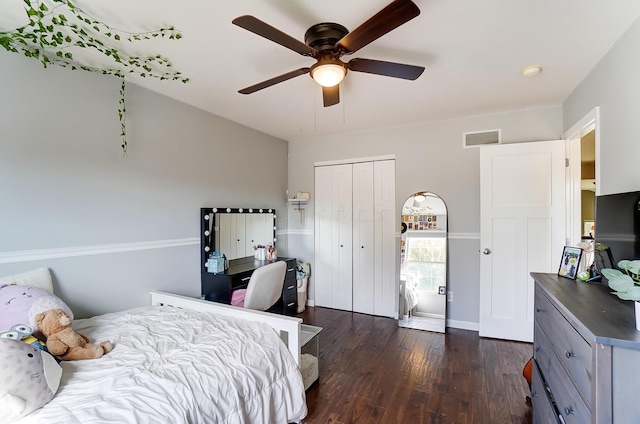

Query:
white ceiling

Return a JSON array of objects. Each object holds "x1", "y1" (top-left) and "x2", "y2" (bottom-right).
[{"x1": 3, "y1": 1, "x2": 640, "y2": 142}]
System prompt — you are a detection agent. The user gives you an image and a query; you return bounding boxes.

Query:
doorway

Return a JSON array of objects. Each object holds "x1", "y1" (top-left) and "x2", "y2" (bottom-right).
[
  {"x1": 398, "y1": 192, "x2": 447, "y2": 333},
  {"x1": 579, "y1": 130, "x2": 596, "y2": 271}
]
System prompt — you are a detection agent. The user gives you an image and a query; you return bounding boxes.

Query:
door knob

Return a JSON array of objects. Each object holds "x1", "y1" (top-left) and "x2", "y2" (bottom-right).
[{"x1": 483, "y1": 248, "x2": 492, "y2": 255}]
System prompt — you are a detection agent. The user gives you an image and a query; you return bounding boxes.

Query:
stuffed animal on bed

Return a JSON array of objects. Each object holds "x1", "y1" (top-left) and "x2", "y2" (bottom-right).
[
  {"x1": 0, "y1": 323, "x2": 47, "y2": 351},
  {"x1": 34, "y1": 308, "x2": 113, "y2": 361},
  {"x1": 0, "y1": 338, "x2": 62, "y2": 423},
  {"x1": 0, "y1": 284, "x2": 74, "y2": 337}
]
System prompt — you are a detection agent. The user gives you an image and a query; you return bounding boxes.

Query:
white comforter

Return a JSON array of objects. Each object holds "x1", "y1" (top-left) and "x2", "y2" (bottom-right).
[{"x1": 16, "y1": 306, "x2": 307, "y2": 424}]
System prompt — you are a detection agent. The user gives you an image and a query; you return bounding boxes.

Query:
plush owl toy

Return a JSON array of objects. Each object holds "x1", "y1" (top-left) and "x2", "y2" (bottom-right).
[{"x1": 0, "y1": 338, "x2": 62, "y2": 422}]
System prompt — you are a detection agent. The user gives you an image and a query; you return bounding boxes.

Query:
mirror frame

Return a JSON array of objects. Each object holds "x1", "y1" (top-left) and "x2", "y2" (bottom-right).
[
  {"x1": 399, "y1": 191, "x2": 448, "y2": 333},
  {"x1": 200, "y1": 207, "x2": 277, "y2": 272}
]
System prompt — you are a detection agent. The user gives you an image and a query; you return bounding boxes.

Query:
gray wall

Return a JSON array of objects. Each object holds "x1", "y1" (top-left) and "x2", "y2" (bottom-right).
[
  {"x1": 0, "y1": 52, "x2": 289, "y2": 317},
  {"x1": 287, "y1": 106, "x2": 563, "y2": 328},
  {"x1": 563, "y1": 19, "x2": 640, "y2": 195},
  {"x1": 6, "y1": 13, "x2": 637, "y2": 327}
]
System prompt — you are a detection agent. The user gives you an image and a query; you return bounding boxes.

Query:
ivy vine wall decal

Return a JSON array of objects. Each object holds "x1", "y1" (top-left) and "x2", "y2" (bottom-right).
[{"x1": 0, "y1": 0, "x2": 189, "y2": 155}]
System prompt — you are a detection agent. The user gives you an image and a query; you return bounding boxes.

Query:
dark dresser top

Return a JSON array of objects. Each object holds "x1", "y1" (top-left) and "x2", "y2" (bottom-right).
[
  {"x1": 225, "y1": 256, "x2": 294, "y2": 276},
  {"x1": 532, "y1": 272, "x2": 640, "y2": 350}
]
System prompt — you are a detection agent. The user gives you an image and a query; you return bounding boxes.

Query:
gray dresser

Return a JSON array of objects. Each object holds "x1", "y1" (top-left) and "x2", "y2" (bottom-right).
[{"x1": 531, "y1": 273, "x2": 640, "y2": 424}]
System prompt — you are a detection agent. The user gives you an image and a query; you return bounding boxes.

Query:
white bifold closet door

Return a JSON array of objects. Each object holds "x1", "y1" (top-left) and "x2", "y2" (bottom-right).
[
  {"x1": 315, "y1": 164, "x2": 353, "y2": 311},
  {"x1": 248, "y1": 213, "x2": 272, "y2": 248},
  {"x1": 352, "y1": 162, "x2": 375, "y2": 314},
  {"x1": 315, "y1": 159, "x2": 395, "y2": 317},
  {"x1": 218, "y1": 213, "x2": 247, "y2": 259}
]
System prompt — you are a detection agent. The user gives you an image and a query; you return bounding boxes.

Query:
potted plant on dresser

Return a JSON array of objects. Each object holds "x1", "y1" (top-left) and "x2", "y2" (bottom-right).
[{"x1": 603, "y1": 260, "x2": 640, "y2": 330}]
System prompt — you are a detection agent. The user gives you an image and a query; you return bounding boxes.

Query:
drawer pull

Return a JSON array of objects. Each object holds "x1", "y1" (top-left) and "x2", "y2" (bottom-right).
[
  {"x1": 287, "y1": 302, "x2": 295, "y2": 307},
  {"x1": 535, "y1": 346, "x2": 541, "y2": 352},
  {"x1": 287, "y1": 268, "x2": 295, "y2": 272},
  {"x1": 565, "y1": 351, "x2": 575, "y2": 359},
  {"x1": 241, "y1": 276, "x2": 251, "y2": 282},
  {"x1": 536, "y1": 307, "x2": 543, "y2": 313},
  {"x1": 287, "y1": 285, "x2": 294, "y2": 290},
  {"x1": 564, "y1": 407, "x2": 575, "y2": 415}
]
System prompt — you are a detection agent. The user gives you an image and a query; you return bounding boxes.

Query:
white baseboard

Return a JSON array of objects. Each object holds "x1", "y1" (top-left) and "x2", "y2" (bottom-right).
[{"x1": 446, "y1": 319, "x2": 479, "y2": 332}]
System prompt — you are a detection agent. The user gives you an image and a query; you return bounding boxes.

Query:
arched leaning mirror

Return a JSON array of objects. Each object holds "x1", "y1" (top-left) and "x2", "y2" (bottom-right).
[{"x1": 399, "y1": 192, "x2": 448, "y2": 333}]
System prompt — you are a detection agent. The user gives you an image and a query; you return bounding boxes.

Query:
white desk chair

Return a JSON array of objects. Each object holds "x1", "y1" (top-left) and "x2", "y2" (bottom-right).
[{"x1": 232, "y1": 261, "x2": 286, "y2": 311}]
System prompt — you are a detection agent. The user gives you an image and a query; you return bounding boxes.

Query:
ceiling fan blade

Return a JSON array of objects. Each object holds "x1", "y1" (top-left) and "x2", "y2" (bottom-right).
[
  {"x1": 239, "y1": 68, "x2": 310, "y2": 94},
  {"x1": 323, "y1": 85, "x2": 340, "y2": 107},
  {"x1": 336, "y1": 0, "x2": 420, "y2": 54},
  {"x1": 348, "y1": 58, "x2": 424, "y2": 80},
  {"x1": 232, "y1": 15, "x2": 317, "y2": 56}
]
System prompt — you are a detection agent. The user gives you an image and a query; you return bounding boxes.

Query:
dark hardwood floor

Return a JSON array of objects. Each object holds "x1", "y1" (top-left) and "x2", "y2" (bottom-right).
[{"x1": 298, "y1": 307, "x2": 533, "y2": 424}]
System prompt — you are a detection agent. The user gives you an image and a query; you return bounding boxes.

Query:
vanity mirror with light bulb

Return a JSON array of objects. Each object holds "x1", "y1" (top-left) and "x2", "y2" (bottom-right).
[{"x1": 199, "y1": 207, "x2": 297, "y2": 316}]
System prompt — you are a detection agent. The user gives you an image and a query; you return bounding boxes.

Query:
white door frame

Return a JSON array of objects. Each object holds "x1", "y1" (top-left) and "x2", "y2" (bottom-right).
[{"x1": 563, "y1": 107, "x2": 600, "y2": 246}]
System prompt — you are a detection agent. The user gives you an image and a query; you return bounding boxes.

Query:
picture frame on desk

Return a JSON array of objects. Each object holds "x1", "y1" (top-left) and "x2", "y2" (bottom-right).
[{"x1": 558, "y1": 246, "x2": 582, "y2": 280}]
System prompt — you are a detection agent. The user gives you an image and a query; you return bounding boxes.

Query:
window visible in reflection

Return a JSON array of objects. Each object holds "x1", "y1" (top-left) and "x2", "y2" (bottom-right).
[{"x1": 404, "y1": 237, "x2": 446, "y2": 292}]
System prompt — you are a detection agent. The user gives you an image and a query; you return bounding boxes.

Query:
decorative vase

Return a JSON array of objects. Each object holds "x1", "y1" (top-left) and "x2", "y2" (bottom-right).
[{"x1": 635, "y1": 302, "x2": 640, "y2": 331}]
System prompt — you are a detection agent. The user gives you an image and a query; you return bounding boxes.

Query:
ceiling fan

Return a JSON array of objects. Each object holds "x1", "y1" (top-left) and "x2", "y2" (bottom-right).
[{"x1": 232, "y1": 0, "x2": 425, "y2": 107}]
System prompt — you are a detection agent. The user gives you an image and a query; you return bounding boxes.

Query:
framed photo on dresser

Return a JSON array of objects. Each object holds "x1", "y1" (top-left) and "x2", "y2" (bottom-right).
[{"x1": 558, "y1": 246, "x2": 582, "y2": 279}]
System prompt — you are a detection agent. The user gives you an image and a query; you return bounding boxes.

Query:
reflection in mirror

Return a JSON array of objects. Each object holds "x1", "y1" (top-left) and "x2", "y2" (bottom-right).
[
  {"x1": 202, "y1": 208, "x2": 276, "y2": 261},
  {"x1": 398, "y1": 192, "x2": 448, "y2": 333}
]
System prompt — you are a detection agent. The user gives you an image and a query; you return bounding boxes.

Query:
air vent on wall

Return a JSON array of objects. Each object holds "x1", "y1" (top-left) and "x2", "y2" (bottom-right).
[{"x1": 463, "y1": 129, "x2": 501, "y2": 148}]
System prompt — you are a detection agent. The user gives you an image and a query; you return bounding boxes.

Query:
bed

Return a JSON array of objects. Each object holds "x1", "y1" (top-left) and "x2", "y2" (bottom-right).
[{"x1": 9, "y1": 290, "x2": 308, "y2": 424}]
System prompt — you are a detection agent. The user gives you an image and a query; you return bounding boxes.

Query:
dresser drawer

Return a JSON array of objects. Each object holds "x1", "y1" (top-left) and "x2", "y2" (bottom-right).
[
  {"x1": 531, "y1": 361, "x2": 560, "y2": 424},
  {"x1": 283, "y1": 283, "x2": 297, "y2": 302},
  {"x1": 534, "y1": 290, "x2": 592, "y2": 403},
  {"x1": 230, "y1": 270, "x2": 253, "y2": 289},
  {"x1": 534, "y1": 323, "x2": 591, "y2": 424},
  {"x1": 284, "y1": 259, "x2": 296, "y2": 281}
]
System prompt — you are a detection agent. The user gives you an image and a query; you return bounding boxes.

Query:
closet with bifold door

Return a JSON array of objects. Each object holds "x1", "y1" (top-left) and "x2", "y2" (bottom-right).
[{"x1": 314, "y1": 158, "x2": 396, "y2": 317}]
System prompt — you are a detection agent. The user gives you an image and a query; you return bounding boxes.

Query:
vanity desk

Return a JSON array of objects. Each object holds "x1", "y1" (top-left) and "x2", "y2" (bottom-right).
[
  {"x1": 531, "y1": 273, "x2": 640, "y2": 424},
  {"x1": 200, "y1": 207, "x2": 297, "y2": 316},
  {"x1": 201, "y1": 256, "x2": 298, "y2": 316}
]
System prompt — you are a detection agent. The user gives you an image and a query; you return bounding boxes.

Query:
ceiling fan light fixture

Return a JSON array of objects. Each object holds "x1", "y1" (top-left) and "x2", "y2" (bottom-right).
[
  {"x1": 311, "y1": 63, "x2": 346, "y2": 87},
  {"x1": 521, "y1": 64, "x2": 543, "y2": 77},
  {"x1": 414, "y1": 193, "x2": 426, "y2": 202}
]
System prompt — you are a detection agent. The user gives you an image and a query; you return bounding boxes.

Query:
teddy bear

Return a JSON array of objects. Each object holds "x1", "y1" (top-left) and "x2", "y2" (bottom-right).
[{"x1": 34, "y1": 309, "x2": 113, "y2": 361}]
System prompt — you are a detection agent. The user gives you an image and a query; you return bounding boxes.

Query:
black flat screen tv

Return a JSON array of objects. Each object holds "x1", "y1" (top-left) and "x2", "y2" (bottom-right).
[{"x1": 594, "y1": 191, "x2": 640, "y2": 266}]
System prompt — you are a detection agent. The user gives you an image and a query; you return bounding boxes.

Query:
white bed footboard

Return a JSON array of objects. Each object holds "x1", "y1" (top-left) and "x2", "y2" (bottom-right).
[{"x1": 150, "y1": 291, "x2": 302, "y2": 365}]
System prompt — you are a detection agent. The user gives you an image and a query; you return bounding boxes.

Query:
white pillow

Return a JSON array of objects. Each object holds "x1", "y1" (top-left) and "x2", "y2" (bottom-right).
[{"x1": 0, "y1": 268, "x2": 54, "y2": 293}]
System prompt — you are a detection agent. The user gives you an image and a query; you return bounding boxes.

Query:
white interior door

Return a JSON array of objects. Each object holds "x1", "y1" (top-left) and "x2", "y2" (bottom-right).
[
  {"x1": 373, "y1": 160, "x2": 396, "y2": 317},
  {"x1": 314, "y1": 164, "x2": 353, "y2": 310},
  {"x1": 235, "y1": 214, "x2": 247, "y2": 258},
  {"x1": 352, "y1": 162, "x2": 374, "y2": 314},
  {"x1": 248, "y1": 214, "x2": 270, "y2": 250},
  {"x1": 479, "y1": 140, "x2": 565, "y2": 342}
]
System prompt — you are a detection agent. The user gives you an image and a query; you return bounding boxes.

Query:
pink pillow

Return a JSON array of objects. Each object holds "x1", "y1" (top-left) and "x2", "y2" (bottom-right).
[{"x1": 230, "y1": 289, "x2": 246, "y2": 307}]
